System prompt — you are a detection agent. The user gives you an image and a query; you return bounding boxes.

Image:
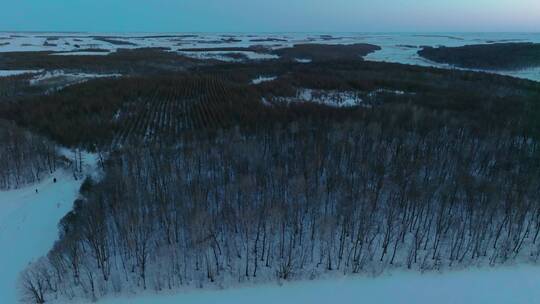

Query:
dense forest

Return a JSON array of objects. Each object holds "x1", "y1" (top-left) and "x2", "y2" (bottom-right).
[
  {"x1": 0, "y1": 73, "x2": 45, "y2": 103},
  {"x1": 2, "y1": 52, "x2": 539, "y2": 303},
  {"x1": 3, "y1": 60, "x2": 539, "y2": 149},
  {"x1": 20, "y1": 99, "x2": 540, "y2": 303},
  {"x1": 418, "y1": 43, "x2": 540, "y2": 70},
  {"x1": 271, "y1": 43, "x2": 381, "y2": 61}
]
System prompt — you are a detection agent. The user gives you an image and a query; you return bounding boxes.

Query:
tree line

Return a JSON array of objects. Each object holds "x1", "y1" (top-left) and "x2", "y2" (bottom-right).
[
  {"x1": 0, "y1": 119, "x2": 58, "y2": 190},
  {"x1": 418, "y1": 43, "x2": 540, "y2": 70}
]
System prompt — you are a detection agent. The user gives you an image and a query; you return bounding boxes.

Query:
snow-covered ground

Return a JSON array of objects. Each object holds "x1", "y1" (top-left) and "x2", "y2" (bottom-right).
[
  {"x1": 271, "y1": 88, "x2": 414, "y2": 107},
  {"x1": 27, "y1": 70, "x2": 122, "y2": 93},
  {"x1": 251, "y1": 76, "x2": 277, "y2": 84},
  {"x1": 95, "y1": 265, "x2": 540, "y2": 304},
  {"x1": 1, "y1": 32, "x2": 539, "y2": 81},
  {"x1": 274, "y1": 88, "x2": 365, "y2": 107},
  {"x1": 178, "y1": 50, "x2": 279, "y2": 62},
  {"x1": 0, "y1": 150, "x2": 98, "y2": 304},
  {"x1": 0, "y1": 70, "x2": 41, "y2": 77},
  {"x1": 294, "y1": 58, "x2": 312, "y2": 63},
  {"x1": 50, "y1": 51, "x2": 113, "y2": 56},
  {"x1": 29, "y1": 70, "x2": 121, "y2": 85}
]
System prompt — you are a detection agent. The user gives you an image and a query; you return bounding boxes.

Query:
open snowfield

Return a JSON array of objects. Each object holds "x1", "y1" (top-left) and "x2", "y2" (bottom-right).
[
  {"x1": 0, "y1": 171, "x2": 82, "y2": 303},
  {"x1": 1, "y1": 32, "x2": 539, "y2": 81},
  {"x1": 0, "y1": 151, "x2": 98, "y2": 304},
  {"x1": 94, "y1": 266, "x2": 540, "y2": 304}
]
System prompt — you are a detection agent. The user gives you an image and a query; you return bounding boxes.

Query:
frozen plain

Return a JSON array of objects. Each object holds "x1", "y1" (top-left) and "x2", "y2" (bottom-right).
[{"x1": 0, "y1": 32, "x2": 539, "y2": 81}]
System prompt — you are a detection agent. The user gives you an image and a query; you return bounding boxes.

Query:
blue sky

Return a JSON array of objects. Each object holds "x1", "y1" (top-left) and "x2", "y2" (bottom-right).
[{"x1": 2, "y1": 0, "x2": 539, "y2": 32}]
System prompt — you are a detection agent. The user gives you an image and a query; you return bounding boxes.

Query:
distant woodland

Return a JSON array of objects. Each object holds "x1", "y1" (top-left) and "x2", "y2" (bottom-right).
[{"x1": 418, "y1": 43, "x2": 540, "y2": 70}]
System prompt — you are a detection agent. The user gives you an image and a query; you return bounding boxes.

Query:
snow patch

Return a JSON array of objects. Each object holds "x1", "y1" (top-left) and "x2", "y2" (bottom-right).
[
  {"x1": 275, "y1": 89, "x2": 364, "y2": 107},
  {"x1": 28, "y1": 70, "x2": 122, "y2": 93},
  {"x1": 261, "y1": 97, "x2": 272, "y2": 106},
  {"x1": 251, "y1": 76, "x2": 277, "y2": 84},
  {"x1": 30, "y1": 70, "x2": 121, "y2": 85},
  {"x1": 368, "y1": 88, "x2": 408, "y2": 97},
  {"x1": 295, "y1": 58, "x2": 312, "y2": 63},
  {"x1": 0, "y1": 69, "x2": 42, "y2": 77},
  {"x1": 95, "y1": 266, "x2": 540, "y2": 304}
]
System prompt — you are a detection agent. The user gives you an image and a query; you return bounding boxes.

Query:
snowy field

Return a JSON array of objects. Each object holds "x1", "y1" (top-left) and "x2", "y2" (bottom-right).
[
  {"x1": 0, "y1": 171, "x2": 82, "y2": 304},
  {"x1": 95, "y1": 266, "x2": 540, "y2": 304},
  {"x1": 0, "y1": 32, "x2": 539, "y2": 81},
  {"x1": 0, "y1": 70, "x2": 41, "y2": 77},
  {"x1": 0, "y1": 151, "x2": 98, "y2": 304}
]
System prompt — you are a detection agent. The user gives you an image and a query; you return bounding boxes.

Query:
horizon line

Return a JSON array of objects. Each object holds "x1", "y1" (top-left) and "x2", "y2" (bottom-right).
[{"x1": 1, "y1": 30, "x2": 540, "y2": 34}]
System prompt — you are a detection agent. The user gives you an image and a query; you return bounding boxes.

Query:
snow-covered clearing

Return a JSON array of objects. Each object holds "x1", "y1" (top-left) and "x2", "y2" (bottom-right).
[
  {"x1": 294, "y1": 58, "x2": 312, "y2": 63},
  {"x1": 28, "y1": 70, "x2": 122, "y2": 93},
  {"x1": 30, "y1": 70, "x2": 121, "y2": 85},
  {"x1": 269, "y1": 88, "x2": 412, "y2": 107},
  {"x1": 251, "y1": 76, "x2": 277, "y2": 84},
  {"x1": 275, "y1": 88, "x2": 364, "y2": 107},
  {"x1": 0, "y1": 70, "x2": 42, "y2": 77},
  {"x1": 95, "y1": 266, "x2": 540, "y2": 304},
  {"x1": 368, "y1": 88, "x2": 407, "y2": 97},
  {"x1": 0, "y1": 151, "x2": 98, "y2": 304},
  {"x1": 50, "y1": 51, "x2": 112, "y2": 56}
]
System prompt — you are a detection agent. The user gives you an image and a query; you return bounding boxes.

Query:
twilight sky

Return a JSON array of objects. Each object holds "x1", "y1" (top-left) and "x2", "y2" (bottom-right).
[{"x1": 2, "y1": 0, "x2": 539, "y2": 32}]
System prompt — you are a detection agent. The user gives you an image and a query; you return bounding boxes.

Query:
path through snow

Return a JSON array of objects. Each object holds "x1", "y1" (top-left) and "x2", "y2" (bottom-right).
[{"x1": 0, "y1": 152, "x2": 98, "y2": 304}]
